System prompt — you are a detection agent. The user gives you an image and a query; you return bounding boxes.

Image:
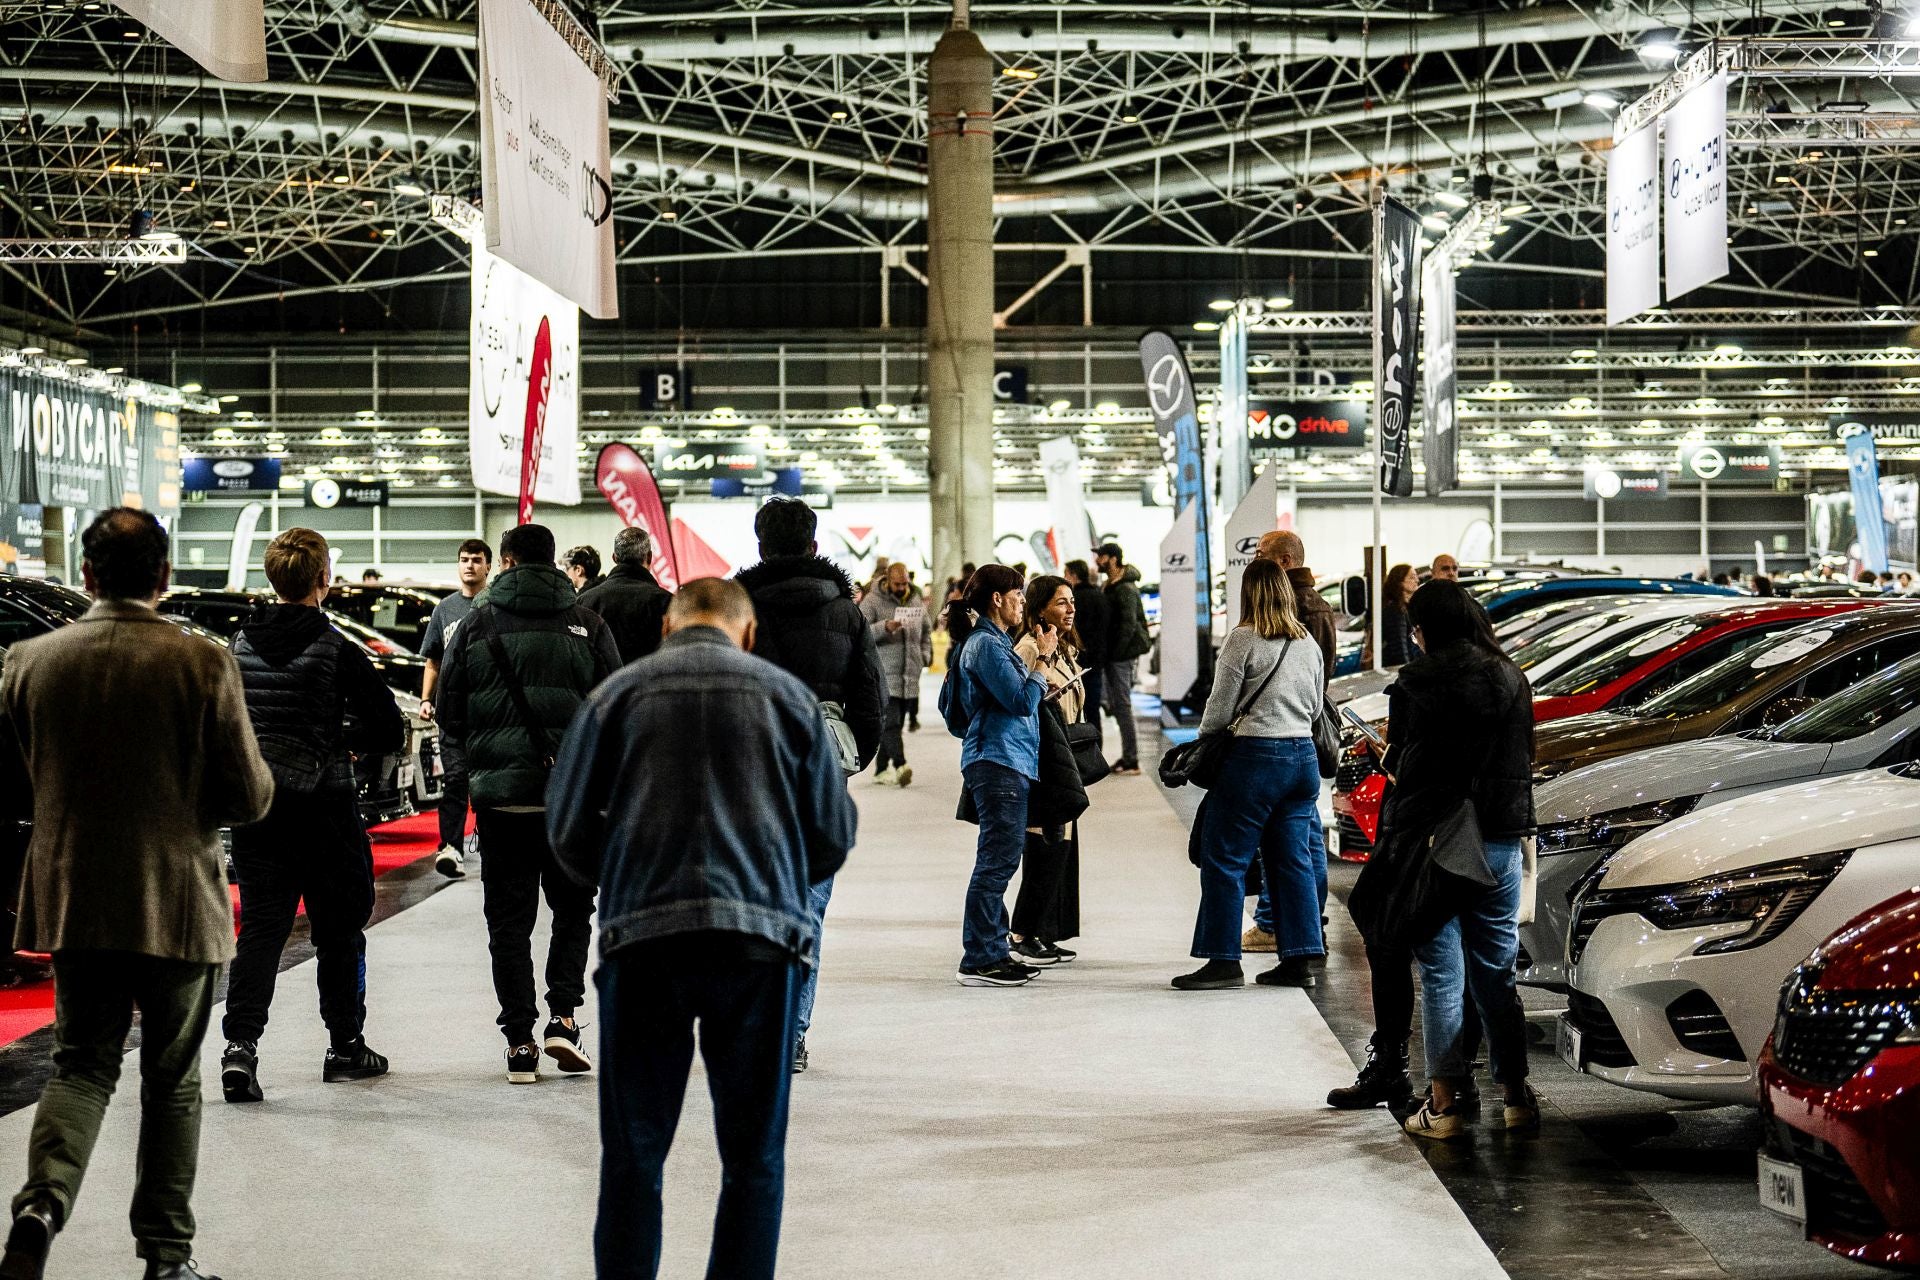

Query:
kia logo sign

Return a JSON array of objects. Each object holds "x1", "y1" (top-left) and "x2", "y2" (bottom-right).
[{"x1": 212, "y1": 460, "x2": 255, "y2": 478}]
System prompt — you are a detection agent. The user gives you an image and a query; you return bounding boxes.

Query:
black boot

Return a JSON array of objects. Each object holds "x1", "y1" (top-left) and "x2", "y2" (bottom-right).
[
  {"x1": 0, "y1": 1200, "x2": 55, "y2": 1280},
  {"x1": 144, "y1": 1261, "x2": 221, "y2": 1280},
  {"x1": 1327, "y1": 1036, "x2": 1414, "y2": 1111}
]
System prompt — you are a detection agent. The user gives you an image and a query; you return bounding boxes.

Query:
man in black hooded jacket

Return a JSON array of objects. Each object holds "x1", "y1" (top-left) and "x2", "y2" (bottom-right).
[{"x1": 734, "y1": 497, "x2": 883, "y2": 1074}]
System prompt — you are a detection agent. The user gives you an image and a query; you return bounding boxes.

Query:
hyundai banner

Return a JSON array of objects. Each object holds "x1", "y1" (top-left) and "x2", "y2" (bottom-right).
[
  {"x1": 1138, "y1": 330, "x2": 1212, "y2": 682},
  {"x1": 1372, "y1": 197, "x2": 1422, "y2": 498},
  {"x1": 1158, "y1": 502, "x2": 1200, "y2": 711},
  {"x1": 1607, "y1": 122, "x2": 1661, "y2": 326},
  {"x1": 1846, "y1": 429, "x2": 1891, "y2": 575},
  {"x1": 1664, "y1": 74, "x2": 1729, "y2": 303},
  {"x1": 1420, "y1": 247, "x2": 1458, "y2": 497},
  {"x1": 1, "y1": 369, "x2": 179, "y2": 516},
  {"x1": 477, "y1": 0, "x2": 619, "y2": 318},
  {"x1": 470, "y1": 241, "x2": 581, "y2": 509},
  {"x1": 1223, "y1": 464, "x2": 1279, "y2": 632}
]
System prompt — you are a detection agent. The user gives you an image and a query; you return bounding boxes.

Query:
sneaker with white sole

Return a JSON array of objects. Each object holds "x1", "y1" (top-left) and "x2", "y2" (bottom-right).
[
  {"x1": 873, "y1": 766, "x2": 899, "y2": 787},
  {"x1": 1008, "y1": 936, "x2": 1060, "y2": 966},
  {"x1": 895, "y1": 764, "x2": 913, "y2": 787},
  {"x1": 434, "y1": 844, "x2": 466, "y2": 879},
  {"x1": 506, "y1": 1043, "x2": 540, "y2": 1084},
  {"x1": 1503, "y1": 1083, "x2": 1541, "y2": 1132},
  {"x1": 1402, "y1": 1096, "x2": 1469, "y2": 1141},
  {"x1": 1240, "y1": 925, "x2": 1276, "y2": 953},
  {"x1": 956, "y1": 959, "x2": 1037, "y2": 987},
  {"x1": 543, "y1": 1017, "x2": 592, "y2": 1073}
]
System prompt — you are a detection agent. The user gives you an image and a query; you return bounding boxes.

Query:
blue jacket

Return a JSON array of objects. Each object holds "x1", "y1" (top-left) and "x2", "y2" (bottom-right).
[
  {"x1": 546, "y1": 626, "x2": 858, "y2": 964},
  {"x1": 957, "y1": 618, "x2": 1048, "y2": 779}
]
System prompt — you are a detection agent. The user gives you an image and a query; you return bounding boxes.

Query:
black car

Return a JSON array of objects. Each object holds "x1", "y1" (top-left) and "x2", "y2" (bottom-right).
[
  {"x1": 159, "y1": 588, "x2": 428, "y2": 696},
  {"x1": 318, "y1": 582, "x2": 448, "y2": 651}
]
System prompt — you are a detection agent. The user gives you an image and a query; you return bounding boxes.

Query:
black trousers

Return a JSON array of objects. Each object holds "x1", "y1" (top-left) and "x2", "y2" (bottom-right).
[
  {"x1": 438, "y1": 739, "x2": 470, "y2": 852},
  {"x1": 223, "y1": 790, "x2": 375, "y2": 1048},
  {"x1": 1365, "y1": 942, "x2": 1482, "y2": 1062},
  {"x1": 476, "y1": 808, "x2": 595, "y2": 1046},
  {"x1": 1012, "y1": 830, "x2": 1081, "y2": 943},
  {"x1": 875, "y1": 698, "x2": 910, "y2": 773}
]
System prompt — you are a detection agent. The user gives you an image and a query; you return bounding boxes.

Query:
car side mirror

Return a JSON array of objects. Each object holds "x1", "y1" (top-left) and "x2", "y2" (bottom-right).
[
  {"x1": 1759, "y1": 696, "x2": 1817, "y2": 729},
  {"x1": 1342, "y1": 575, "x2": 1369, "y2": 617}
]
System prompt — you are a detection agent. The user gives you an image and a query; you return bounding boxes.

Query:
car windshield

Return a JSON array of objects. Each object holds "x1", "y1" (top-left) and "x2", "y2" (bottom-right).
[
  {"x1": 1494, "y1": 596, "x2": 1600, "y2": 642},
  {"x1": 1506, "y1": 607, "x2": 1650, "y2": 670},
  {"x1": 1533, "y1": 617, "x2": 1709, "y2": 695},
  {"x1": 1634, "y1": 622, "x2": 1839, "y2": 718},
  {"x1": 1761, "y1": 652, "x2": 1920, "y2": 743},
  {"x1": 325, "y1": 610, "x2": 415, "y2": 656}
]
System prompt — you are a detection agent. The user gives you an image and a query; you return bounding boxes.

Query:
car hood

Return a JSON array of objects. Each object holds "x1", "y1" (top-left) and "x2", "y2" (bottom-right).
[
  {"x1": 1327, "y1": 669, "x2": 1397, "y2": 706},
  {"x1": 1536, "y1": 734, "x2": 1835, "y2": 825},
  {"x1": 1804, "y1": 888, "x2": 1920, "y2": 992},
  {"x1": 1602, "y1": 767, "x2": 1920, "y2": 889},
  {"x1": 1344, "y1": 690, "x2": 1390, "y2": 724},
  {"x1": 1536, "y1": 712, "x2": 1684, "y2": 766}
]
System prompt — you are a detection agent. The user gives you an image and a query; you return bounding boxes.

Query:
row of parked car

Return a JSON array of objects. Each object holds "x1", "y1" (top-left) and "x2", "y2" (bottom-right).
[{"x1": 1324, "y1": 570, "x2": 1920, "y2": 1271}]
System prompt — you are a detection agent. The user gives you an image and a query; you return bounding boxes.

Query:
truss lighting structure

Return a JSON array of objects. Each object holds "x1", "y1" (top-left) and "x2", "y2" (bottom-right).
[
  {"x1": 0, "y1": 237, "x2": 189, "y2": 263},
  {"x1": 0, "y1": 347, "x2": 218, "y2": 412}
]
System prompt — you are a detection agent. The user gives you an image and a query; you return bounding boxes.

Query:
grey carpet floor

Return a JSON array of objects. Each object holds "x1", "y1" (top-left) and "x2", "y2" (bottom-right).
[{"x1": 0, "y1": 709, "x2": 1507, "y2": 1279}]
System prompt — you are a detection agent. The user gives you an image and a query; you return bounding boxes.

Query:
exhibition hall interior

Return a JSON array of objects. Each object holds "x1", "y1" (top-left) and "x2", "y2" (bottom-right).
[{"x1": 3, "y1": 0, "x2": 1920, "y2": 1277}]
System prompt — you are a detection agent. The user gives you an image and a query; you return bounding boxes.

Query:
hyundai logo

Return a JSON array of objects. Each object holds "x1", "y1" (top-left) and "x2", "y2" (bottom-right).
[{"x1": 1235, "y1": 536, "x2": 1263, "y2": 555}]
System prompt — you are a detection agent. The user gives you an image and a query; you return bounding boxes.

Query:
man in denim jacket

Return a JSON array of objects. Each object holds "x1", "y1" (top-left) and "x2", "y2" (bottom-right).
[{"x1": 547, "y1": 578, "x2": 857, "y2": 1280}]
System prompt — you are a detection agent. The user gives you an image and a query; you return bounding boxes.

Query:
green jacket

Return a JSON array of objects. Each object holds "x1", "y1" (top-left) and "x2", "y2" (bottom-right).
[
  {"x1": 1103, "y1": 565, "x2": 1152, "y2": 662},
  {"x1": 439, "y1": 565, "x2": 621, "y2": 808}
]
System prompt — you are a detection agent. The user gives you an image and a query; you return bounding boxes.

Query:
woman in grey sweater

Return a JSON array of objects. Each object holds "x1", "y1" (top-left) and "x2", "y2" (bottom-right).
[{"x1": 1173, "y1": 558, "x2": 1326, "y2": 991}]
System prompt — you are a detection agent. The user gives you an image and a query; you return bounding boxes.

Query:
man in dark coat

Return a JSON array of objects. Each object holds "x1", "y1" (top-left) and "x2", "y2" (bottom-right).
[
  {"x1": 1094, "y1": 542, "x2": 1151, "y2": 774},
  {"x1": 577, "y1": 526, "x2": 673, "y2": 664},
  {"x1": 1258, "y1": 529, "x2": 1336, "y2": 684},
  {"x1": 735, "y1": 496, "x2": 884, "y2": 1073},
  {"x1": 1064, "y1": 559, "x2": 1108, "y2": 744},
  {"x1": 439, "y1": 522, "x2": 620, "y2": 1084}
]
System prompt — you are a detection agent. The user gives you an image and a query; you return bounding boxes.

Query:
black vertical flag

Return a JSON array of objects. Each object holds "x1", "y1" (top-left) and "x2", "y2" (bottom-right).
[{"x1": 1373, "y1": 197, "x2": 1423, "y2": 498}]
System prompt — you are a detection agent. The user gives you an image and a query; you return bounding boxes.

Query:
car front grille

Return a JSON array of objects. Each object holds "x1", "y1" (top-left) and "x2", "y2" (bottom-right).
[
  {"x1": 1334, "y1": 749, "x2": 1379, "y2": 794},
  {"x1": 1567, "y1": 989, "x2": 1637, "y2": 1068},
  {"x1": 1773, "y1": 985, "x2": 1916, "y2": 1089},
  {"x1": 1336, "y1": 814, "x2": 1373, "y2": 854},
  {"x1": 1666, "y1": 990, "x2": 1745, "y2": 1061},
  {"x1": 1772, "y1": 1122, "x2": 1891, "y2": 1242}
]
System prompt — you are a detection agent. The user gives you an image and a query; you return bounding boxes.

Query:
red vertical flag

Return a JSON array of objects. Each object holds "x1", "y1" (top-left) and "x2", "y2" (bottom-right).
[
  {"x1": 517, "y1": 315, "x2": 554, "y2": 525},
  {"x1": 594, "y1": 442, "x2": 681, "y2": 590}
]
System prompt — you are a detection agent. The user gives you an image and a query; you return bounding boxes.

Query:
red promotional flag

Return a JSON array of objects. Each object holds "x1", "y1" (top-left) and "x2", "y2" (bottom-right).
[
  {"x1": 517, "y1": 315, "x2": 554, "y2": 525},
  {"x1": 594, "y1": 442, "x2": 681, "y2": 590}
]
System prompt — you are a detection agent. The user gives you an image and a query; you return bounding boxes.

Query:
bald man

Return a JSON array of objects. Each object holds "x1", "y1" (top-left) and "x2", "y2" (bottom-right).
[
  {"x1": 1430, "y1": 554, "x2": 1460, "y2": 582},
  {"x1": 1256, "y1": 530, "x2": 1336, "y2": 686}
]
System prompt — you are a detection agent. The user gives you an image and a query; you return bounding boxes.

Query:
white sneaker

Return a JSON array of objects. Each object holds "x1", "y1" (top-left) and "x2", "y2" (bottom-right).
[
  {"x1": 434, "y1": 844, "x2": 466, "y2": 879},
  {"x1": 1403, "y1": 1097, "x2": 1470, "y2": 1141},
  {"x1": 873, "y1": 767, "x2": 899, "y2": 786},
  {"x1": 895, "y1": 764, "x2": 913, "y2": 788}
]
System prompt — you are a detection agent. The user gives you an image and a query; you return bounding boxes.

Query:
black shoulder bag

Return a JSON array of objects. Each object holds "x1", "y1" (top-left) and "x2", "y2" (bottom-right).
[
  {"x1": 1158, "y1": 640, "x2": 1289, "y2": 791},
  {"x1": 478, "y1": 610, "x2": 558, "y2": 772}
]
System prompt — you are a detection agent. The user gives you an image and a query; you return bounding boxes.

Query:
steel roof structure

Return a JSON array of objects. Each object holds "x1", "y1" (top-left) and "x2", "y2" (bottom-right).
[{"x1": 5, "y1": 0, "x2": 1920, "y2": 336}]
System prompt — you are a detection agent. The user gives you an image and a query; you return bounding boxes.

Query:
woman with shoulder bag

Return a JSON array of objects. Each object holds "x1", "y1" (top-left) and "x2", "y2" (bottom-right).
[
  {"x1": 1340, "y1": 580, "x2": 1538, "y2": 1139},
  {"x1": 1011, "y1": 576, "x2": 1091, "y2": 966},
  {"x1": 1172, "y1": 559, "x2": 1326, "y2": 991}
]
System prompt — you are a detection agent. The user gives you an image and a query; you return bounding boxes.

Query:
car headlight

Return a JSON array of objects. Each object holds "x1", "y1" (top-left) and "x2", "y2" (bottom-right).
[
  {"x1": 1639, "y1": 850, "x2": 1852, "y2": 956},
  {"x1": 1537, "y1": 796, "x2": 1700, "y2": 859}
]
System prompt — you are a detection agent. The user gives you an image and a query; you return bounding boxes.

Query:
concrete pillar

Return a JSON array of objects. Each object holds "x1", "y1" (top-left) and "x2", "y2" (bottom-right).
[{"x1": 926, "y1": 16, "x2": 995, "y2": 582}]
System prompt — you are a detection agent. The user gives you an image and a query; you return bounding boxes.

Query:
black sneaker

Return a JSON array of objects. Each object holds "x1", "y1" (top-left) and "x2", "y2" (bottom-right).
[
  {"x1": 1009, "y1": 937, "x2": 1060, "y2": 966},
  {"x1": 220, "y1": 1040, "x2": 262, "y2": 1104},
  {"x1": 956, "y1": 959, "x2": 1035, "y2": 987},
  {"x1": 506, "y1": 1043, "x2": 540, "y2": 1084},
  {"x1": 1110, "y1": 759, "x2": 1143, "y2": 776},
  {"x1": 0, "y1": 1199, "x2": 55, "y2": 1280},
  {"x1": 1041, "y1": 940, "x2": 1077, "y2": 963},
  {"x1": 322, "y1": 1039, "x2": 390, "y2": 1083},
  {"x1": 143, "y1": 1259, "x2": 222, "y2": 1280},
  {"x1": 1171, "y1": 960, "x2": 1244, "y2": 990},
  {"x1": 1254, "y1": 956, "x2": 1318, "y2": 989},
  {"x1": 791, "y1": 1037, "x2": 809, "y2": 1075},
  {"x1": 543, "y1": 1017, "x2": 592, "y2": 1073}
]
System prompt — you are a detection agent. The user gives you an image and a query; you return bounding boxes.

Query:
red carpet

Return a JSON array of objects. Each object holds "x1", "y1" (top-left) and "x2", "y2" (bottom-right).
[{"x1": 0, "y1": 810, "x2": 457, "y2": 1049}]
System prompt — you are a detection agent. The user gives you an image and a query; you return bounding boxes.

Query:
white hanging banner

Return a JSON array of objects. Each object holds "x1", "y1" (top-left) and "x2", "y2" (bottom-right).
[
  {"x1": 477, "y1": 0, "x2": 619, "y2": 319},
  {"x1": 1664, "y1": 73, "x2": 1729, "y2": 303},
  {"x1": 1607, "y1": 122, "x2": 1661, "y2": 326},
  {"x1": 1038, "y1": 436, "x2": 1090, "y2": 574},
  {"x1": 1217, "y1": 311, "x2": 1251, "y2": 517},
  {"x1": 1420, "y1": 251, "x2": 1458, "y2": 497},
  {"x1": 1223, "y1": 464, "x2": 1279, "y2": 633},
  {"x1": 1158, "y1": 503, "x2": 1199, "y2": 709},
  {"x1": 470, "y1": 242, "x2": 583, "y2": 507},
  {"x1": 114, "y1": 1, "x2": 267, "y2": 82}
]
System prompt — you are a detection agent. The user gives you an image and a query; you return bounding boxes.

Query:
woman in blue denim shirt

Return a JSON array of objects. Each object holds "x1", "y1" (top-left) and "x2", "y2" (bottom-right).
[{"x1": 953, "y1": 564, "x2": 1060, "y2": 987}]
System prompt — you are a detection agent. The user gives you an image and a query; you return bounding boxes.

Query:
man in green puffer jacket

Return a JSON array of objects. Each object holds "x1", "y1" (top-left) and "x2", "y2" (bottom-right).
[{"x1": 438, "y1": 523, "x2": 621, "y2": 1084}]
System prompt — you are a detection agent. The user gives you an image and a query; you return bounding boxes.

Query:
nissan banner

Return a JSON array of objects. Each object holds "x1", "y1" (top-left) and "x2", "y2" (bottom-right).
[
  {"x1": 470, "y1": 242, "x2": 582, "y2": 508},
  {"x1": 1138, "y1": 330, "x2": 1212, "y2": 680},
  {"x1": 1678, "y1": 441, "x2": 1780, "y2": 484},
  {"x1": 1846, "y1": 429, "x2": 1891, "y2": 575},
  {"x1": 1664, "y1": 74, "x2": 1729, "y2": 302},
  {"x1": 1420, "y1": 248, "x2": 1458, "y2": 497},
  {"x1": 1372, "y1": 197, "x2": 1422, "y2": 498},
  {"x1": 478, "y1": 0, "x2": 619, "y2": 318},
  {"x1": 1607, "y1": 123, "x2": 1661, "y2": 326}
]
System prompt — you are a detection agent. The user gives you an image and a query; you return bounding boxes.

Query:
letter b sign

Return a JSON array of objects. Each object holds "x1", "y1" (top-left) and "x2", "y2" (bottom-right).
[{"x1": 639, "y1": 368, "x2": 693, "y2": 410}]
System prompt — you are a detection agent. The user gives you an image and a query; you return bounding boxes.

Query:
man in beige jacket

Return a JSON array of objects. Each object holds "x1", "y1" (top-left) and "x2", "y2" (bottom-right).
[{"x1": 0, "y1": 509, "x2": 273, "y2": 1280}]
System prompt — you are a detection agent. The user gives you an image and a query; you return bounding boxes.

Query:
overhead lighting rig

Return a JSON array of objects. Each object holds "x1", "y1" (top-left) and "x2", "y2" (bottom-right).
[{"x1": 0, "y1": 237, "x2": 188, "y2": 263}]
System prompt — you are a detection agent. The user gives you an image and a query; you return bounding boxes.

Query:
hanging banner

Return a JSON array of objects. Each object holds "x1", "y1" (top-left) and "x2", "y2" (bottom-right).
[
  {"x1": 1832, "y1": 414, "x2": 1920, "y2": 442},
  {"x1": 517, "y1": 315, "x2": 554, "y2": 524},
  {"x1": 477, "y1": 0, "x2": 619, "y2": 318},
  {"x1": 1138, "y1": 330, "x2": 1213, "y2": 680},
  {"x1": 1372, "y1": 197, "x2": 1422, "y2": 498},
  {"x1": 113, "y1": 1, "x2": 267, "y2": 82},
  {"x1": 470, "y1": 241, "x2": 581, "y2": 509},
  {"x1": 1664, "y1": 73, "x2": 1729, "y2": 303},
  {"x1": 1223, "y1": 465, "x2": 1279, "y2": 633},
  {"x1": 0, "y1": 502, "x2": 45, "y2": 578},
  {"x1": 595, "y1": 443, "x2": 681, "y2": 590},
  {"x1": 1158, "y1": 502, "x2": 1199, "y2": 710},
  {"x1": 1038, "y1": 436, "x2": 1090, "y2": 575},
  {"x1": 1584, "y1": 467, "x2": 1669, "y2": 501},
  {"x1": 1217, "y1": 310, "x2": 1251, "y2": 517},
  {"x1": 226, "y1": 501, "x2": 266, "y2": 591},
  {"x1": 1420, "y1": 249, "x2": 1458, "y2": 497},
  {"x1": 1, "y1": 369, "x2": 178, "y2": 517},
  {"x1": 1247, "y1": 400, "x2": 1367, "y2": 452},
  {"x1": 1678, "y1": 441, "x2": 1780, "y2": 484},
  {"x1": 1847, "y1": 429, "x2": 1891, "y2": 575},
  {"x1": 1607, "y1": 122, "x2": 1661, "y2": 326}
]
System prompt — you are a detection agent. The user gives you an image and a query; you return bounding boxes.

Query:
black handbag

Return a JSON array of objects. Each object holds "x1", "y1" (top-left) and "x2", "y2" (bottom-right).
[
  {"x1": 1065, "y1": 721, "x2": 1109, "y2": 786},
  {"x1": 1349, "y1": 795, "x2": 1495, "y2": 952},
  {"x1": 1158, "y1": 641, "x2": 1289, "y2": 790},
  {"x1": 1311, "y1": 695, "x2": 1341, "y2": 778}
]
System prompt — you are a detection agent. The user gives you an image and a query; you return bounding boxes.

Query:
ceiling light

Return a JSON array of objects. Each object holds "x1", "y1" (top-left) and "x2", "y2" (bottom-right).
[
  {"x1": 211, "y1": 218, "x2": 229, "y2": 227},
  {"x1": 104, "y1": 366, "x2": 123, "y2": 374},
  {"x1": 63, "y1": 357, "x2": 85, "y2": 366},
  {"x1": 829, "y1": 108, "x2": 848, "y2": 121},
  {"x1": 1049, "y1": 399, "x2": 1073, "y2": 414},
  {"x1": 1001, "y1": 66, "x2": 1040, "y2": 80},
  {"x1": 218, "y1": 394, "x2": 239, "y2": 404},
  {"x1": 1865, "y1": 248, "x2": 1880, "y2": 257},
  {"x1": 1715, "y1": 342, "x2": 1742, "y2": 356},
  {"x1": 1433, "y1": 190, "x2": 1470, "y2": 209},
  {"x1": 1192, "y1": 321, "x2": 1219, "y2": 332},
  {"x1": 331, "y1": 174, "x2": 349, "y2": 184},
  {"x1": 1542, "y1": 88, "x2": 1584, "y2": 110},
  {"x1": 1639, "y1": 39, "x2": 1681, "y2": 62},
  {"x1": 1265, "y1": 295, "x2": 1293, "y2": 310},
  {"x1": 1207, "y1": 299, "x2": 1235, "y2": 311},
  {"x1": 393, "y1": 181, "x2": 427, "y2": 197},
  {"x1": 1571, "y1": 348, "x2": 1598, "y2": 358},
  {"x1": 1584, "y1": 91, "x2": 1620, "y2": 111},
  {"x1": 179, "y1": 382, "x2": 203, "y2": 394},
  {"x1": 1422, "y1": 214, "x2": 1450, "y2": 232}
]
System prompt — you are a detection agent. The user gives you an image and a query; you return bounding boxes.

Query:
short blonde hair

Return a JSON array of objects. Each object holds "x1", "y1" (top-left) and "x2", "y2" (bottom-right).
[
  {"x1": 1240, "y1": 558, "x2": 1307, "y2": 640},
  {"x1": 264, "y1": 527, "x2": 330, "y2": 601}
]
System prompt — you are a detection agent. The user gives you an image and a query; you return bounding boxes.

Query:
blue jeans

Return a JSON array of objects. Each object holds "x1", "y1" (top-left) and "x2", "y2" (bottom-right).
[
  {"x1": 1191, "y1": 737, "x2": 1322, "y2": 961},
  {"x1": 961, "y1": 761, "x2": 1030, "y2": 968},
  {"x1": 594, "y1": 942, "x2": 800, "y2": 1280},
  {"x1": 1413, "y1": 838, "x2": 1528, "y2": 1085},
  {"x1": 1251, "y1": 817, "x2": 1326, "y2": 933},
  {"x1": 794, "y1": 875, "x2": 834, "y2": 1044}
]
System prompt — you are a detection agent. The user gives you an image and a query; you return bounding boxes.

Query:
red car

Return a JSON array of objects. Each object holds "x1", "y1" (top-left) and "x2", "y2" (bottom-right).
[{"x1": 1759, "y1": 889, "x2": 1920, "y2": 1270}]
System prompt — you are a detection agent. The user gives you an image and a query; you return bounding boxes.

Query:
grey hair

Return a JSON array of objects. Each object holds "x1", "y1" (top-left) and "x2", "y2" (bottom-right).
[{"x1": 612, "y1": 525, "x2": 654, "y2": 568}]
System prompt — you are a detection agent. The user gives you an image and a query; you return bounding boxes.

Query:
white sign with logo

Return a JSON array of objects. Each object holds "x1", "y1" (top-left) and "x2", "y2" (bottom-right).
[
  {"x1": 1158, "y1": 502, "x2": 1199, "y2": 709},
  {"x1": 1607, "y1": 122, "x2": 1661, "y2": 326},
  {"x1": 1664, "y1": 73, "x2": 1729, "y2": 302},
  {"x1": 1222, "y1": 464, "x2": 1279, "y2": 632},
  {"x1": 477, "y1": 0, "x2": 619, "y2": 318},
  {"x1": 114, "y1": 0, "x2": 266, "y2": 81},
  {"x1": 1038, "y1": 436, "x2": 1090, "y2": 574},
  {"x1": 469, "y1": 241, "x2": 582, "y2": 505}
]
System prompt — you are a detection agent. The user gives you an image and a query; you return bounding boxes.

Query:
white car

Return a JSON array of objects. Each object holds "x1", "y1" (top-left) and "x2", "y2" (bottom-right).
[{"x1": 1561, "y1": 766, "x2": 1920, "y2": 1104}]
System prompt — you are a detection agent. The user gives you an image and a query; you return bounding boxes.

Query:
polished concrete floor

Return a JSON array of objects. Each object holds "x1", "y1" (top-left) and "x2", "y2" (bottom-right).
[{"x1": 0, "y1": 709, "x2": 1507, "y2": 1280}]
